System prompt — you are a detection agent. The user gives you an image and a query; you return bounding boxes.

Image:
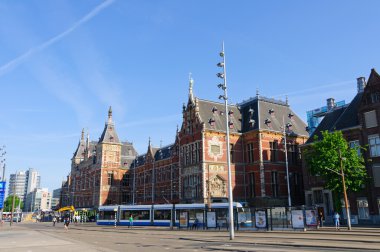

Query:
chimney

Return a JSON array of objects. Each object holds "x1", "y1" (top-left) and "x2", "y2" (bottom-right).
[
  {"x1": 357, "y1": 77, "x2": 366, "y2": 93},
  {"x1": 327, "y1": 98, "x2": 335, "y2": 111}
]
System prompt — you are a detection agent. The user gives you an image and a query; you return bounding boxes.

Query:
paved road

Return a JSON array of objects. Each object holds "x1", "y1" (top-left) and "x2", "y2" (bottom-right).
[{"x1": 1, "y1": 222, "x2": 380, "y2": 251}]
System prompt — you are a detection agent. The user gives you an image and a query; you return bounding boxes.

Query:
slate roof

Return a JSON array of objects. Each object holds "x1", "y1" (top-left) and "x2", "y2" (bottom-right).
[
  {"x1": 154, "y1": 144, "x2": 174, "y2": 161},
  {"x1": 197, "y1": 98, "x2": 242, "y2": 133},
  {"x1": 240, "y1": 96, "x2": 309, "y2": 136},
  {"x1": 121, "y1": 142, "x2": 138, "y2": 168},
  {"x1": 306, "y1": 92, "x2": 363, "y2": 144},
  {"x1": 73, "y1": 130, "x2": 86, "y2": 159}
]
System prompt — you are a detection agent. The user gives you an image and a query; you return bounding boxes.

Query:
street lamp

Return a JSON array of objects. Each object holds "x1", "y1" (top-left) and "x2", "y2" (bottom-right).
[
  {"x1": 216, "y1": 42, "x2": 234, "y2": 240},
  {"x1": 322, "y1": 149, "x2": 352, "y2": 230},
  {"x1": 281, "y1": 118, "x2": 292, "y2": 208}
]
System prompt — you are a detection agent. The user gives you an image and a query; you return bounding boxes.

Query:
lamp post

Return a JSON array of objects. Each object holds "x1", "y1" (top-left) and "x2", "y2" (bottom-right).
[
  {"x1": 0, "y1": 145, "x2": 6, "y2": 222},
  {"x1": 339, "y1": 150, "x2": 351, "y2": 230},
  {"x1": 322, "y1": 149, "x2": 351, "y2": 230},
  {"x1": 216, "y1": 42, "x2": 234, "y2": 240},
  {"x1": 281, "y1": 118, "x2": 292, "y2": 208}
]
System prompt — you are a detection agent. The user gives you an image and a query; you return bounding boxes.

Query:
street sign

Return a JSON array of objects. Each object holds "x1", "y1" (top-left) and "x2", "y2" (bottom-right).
[{"x1": 0, "y1": 182, "x2": 6, "y2": 209}]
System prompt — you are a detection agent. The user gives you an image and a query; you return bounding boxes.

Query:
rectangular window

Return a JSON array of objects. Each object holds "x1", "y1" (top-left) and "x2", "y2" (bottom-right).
[
  {"x1": 372, "y1": 164, "x2": 380, "y2": 187},
  {"x1": 230, "y1": 144, "x2": 234, "y2": 163},
  {"x1": 369, "y1": 135, "x2": 380, "y2": 157},
  {"x1": 349, "y1": 140, "x2": 361, "y2": 156},
  {"x1": 357, "y1": 199, "x2": 369, "y2": 219},
  {"x1": 107, "y1": 173, "x2": 113, "y2": 186},
  {"x1": 364, "y1": 110, "x2": 378, "y2": 128},
  {"x1": 249, "y1": 173, "x2": 255, "y2": 198},
  {"x1": 313, "y1": 190, "x2": 323, "y2": 204},
  {"x1": 287, "y1": 144, "x2": 298, "y2": 165},
  {"x1": 247, "y1": 143, "x2": 254, "y2": 163},
  {"x1": 270, "y1": 141, "x2": 278, "y2": 162},
  {"x1": 271, "y1": 171, "x2": 278, "y2": 197},
  {"x1": 121, "y1": 173, "x2": 129, "y2": 186}
]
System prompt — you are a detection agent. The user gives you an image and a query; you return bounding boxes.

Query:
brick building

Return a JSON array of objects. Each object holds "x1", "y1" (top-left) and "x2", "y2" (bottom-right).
[
  {"x1": 62, "y1": 108, "x2": 137, "y2": 209},
  {"x1": 64, "y1": 79, "x2": 308, "y2": 209},
  {"x1": 303, "y1": 69, "x2": 380, "y2": 224}
]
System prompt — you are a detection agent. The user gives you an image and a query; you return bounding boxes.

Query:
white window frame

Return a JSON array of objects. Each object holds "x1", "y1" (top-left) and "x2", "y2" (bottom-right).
[
  {"x1": 368, "y1": 135, "x2": 380, "y2": 157},
  {"x1": 357, "y1": 198, "x2": 370, "y2": 220},
  {"x1": 349, "y1": 140, "x2": 361, "y2": 156}
]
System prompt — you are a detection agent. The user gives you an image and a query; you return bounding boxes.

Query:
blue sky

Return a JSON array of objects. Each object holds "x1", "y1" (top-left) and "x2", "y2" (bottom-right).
[{"x1": 0, "y1": 0, "x2": 379, "y2": 193}]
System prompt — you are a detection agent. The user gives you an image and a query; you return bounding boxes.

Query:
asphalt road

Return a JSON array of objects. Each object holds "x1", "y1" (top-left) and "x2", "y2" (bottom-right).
[{"x1": 1, "y1": 222, "x2": 380, "y2": 252}]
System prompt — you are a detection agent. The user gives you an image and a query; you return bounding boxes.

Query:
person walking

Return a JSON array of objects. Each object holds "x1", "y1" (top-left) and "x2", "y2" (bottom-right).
[
  {"x1": 333, "y1": 212, "x2": 340, "y2": 230},
  {"x1": 129, "y1": 214, "x2": 133, "y2": 229},
  {"x1": 64, "y1": 217, "x2": 70, "y2": 231},
  {"x1": 52, "y1": 216, "x2": 57, "y2": 227},
  {"x1": 318, "y1": 211, "x2": 323, "y2": 228}
]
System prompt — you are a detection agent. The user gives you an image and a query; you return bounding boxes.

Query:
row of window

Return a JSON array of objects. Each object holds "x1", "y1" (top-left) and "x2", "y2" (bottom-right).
[
  {"x1": 181, "y1": 142, "x2": 201, "y2": 166},
  {"x1": 245, "y1": 142, "x2": 299, "y2": 164}
]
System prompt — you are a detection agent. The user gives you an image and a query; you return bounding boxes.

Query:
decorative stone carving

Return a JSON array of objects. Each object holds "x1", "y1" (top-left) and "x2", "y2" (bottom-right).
[
  {"x1": 207, "y1": 136, "x2": 223, "y2": 161},
  {"x1": 208, "y1": 175, "x2": 226, "y2": 197}
]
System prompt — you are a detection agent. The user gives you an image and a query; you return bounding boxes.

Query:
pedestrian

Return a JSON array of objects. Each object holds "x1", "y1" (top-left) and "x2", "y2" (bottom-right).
[
  {"x1": 333, "y1": 212, "x2": 340, "y2": 230},
  {"x1": 64, "y1": 217, "x2": 70, "y2": 231},
  {"x1": 318, "y1": 211, "x2": 323, "y2": 228},
  {"x1": 53, "y1": 216, "x2": 57, "y2": 227},
  {"x1": 192, "y1": 218, "x2": 199, "y2": 230},
  {"x1": 129, "y1": 214, "x2": 133, "y2": 229}
]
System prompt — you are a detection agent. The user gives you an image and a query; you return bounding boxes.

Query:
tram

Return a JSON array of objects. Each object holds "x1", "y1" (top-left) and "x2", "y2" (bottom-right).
[{"x1": 97, "y1": 202, "x2": 244, "y2": 227}]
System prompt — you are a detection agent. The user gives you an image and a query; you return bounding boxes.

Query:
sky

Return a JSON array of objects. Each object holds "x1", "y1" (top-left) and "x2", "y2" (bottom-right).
[{"x1": 0, "y1": 0, "x2": 379, "y2": 193}]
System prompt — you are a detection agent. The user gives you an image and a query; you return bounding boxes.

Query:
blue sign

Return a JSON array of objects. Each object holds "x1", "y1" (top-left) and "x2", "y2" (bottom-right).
[{"x1": 0, "y1": 182, "x2": 6, "y2": 209}]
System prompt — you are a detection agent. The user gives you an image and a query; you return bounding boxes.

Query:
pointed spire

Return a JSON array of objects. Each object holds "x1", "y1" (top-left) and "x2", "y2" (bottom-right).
[
  {"x1": 256, "y1": 88, "x2": 260, "y2": 98},
  {"x1": 285, "y1": 95, "x2": 288, "y2": 105},
  {"x1": 81, "y1": 128, "x2": 85, "y2": 140},
  {"x1": 148, "y1": 137, "x2": 151, "y2": 147},
  {"x1": 108, "y1": 106, "x2": 113, "y2": 125},
  {"x1": 189, "y1": 73, "x2": 194, "y2": 103}
]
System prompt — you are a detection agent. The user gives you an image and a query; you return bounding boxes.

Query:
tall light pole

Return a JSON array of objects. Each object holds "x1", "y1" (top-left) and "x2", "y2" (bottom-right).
[
  {"x1": 322, "y1": 149, "x2": 351, "y2": 230},
  {"x1": 0, "y1": 145, "x2": 6, "y2": 222},
  {"x1": 339, "y1": 150, "x2": 351, "y2": 230},
  {"x1": 282, "y1": 118, "x2": 292, "y2": 208},
  {"x1": 217, "y1": 42, "x2": 234, "y2": 240}
]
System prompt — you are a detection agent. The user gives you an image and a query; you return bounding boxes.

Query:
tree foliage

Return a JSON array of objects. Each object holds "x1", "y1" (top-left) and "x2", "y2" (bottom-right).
[
  {"x1": 3, "y1": 195, "x2": 23, "y2": 212},
  {"x1": 304, "y1": 130, "x2": 367, "y2": 193}
]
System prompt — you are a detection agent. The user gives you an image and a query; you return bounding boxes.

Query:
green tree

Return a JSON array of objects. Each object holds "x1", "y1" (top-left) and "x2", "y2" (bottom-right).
[
  {"x1": 3, "y1": 195, "x2": 23, "y2": 212},
  {"x1": 304, "y1": 131, "x2": 367, "y2": 208}
]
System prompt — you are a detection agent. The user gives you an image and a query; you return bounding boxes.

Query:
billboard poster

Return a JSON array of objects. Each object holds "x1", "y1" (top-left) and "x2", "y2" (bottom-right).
[
  {"x1": 206, "y1": 212, "x2": 216, "y2": 228},
  {"x1": 179, "y1": 212, "x2": 188, "y2": 228},
  {"x1": 255, "y1": 210, "x2": 267, "y2": 228},
  {"x1": 305, "y1": 210, "x2": 318, "y2": 226},
  {"x1": 0, "y1": 182, "x2": 5, "y2": 209},
  {"x1": 292, "y1": 210, "x2": 305, "y2": 228}
]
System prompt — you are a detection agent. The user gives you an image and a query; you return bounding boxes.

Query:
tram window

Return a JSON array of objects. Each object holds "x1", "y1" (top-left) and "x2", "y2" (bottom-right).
[
  {"x1": 98, "y1": 211, "x2": 115, "y2": 220},
  {"x1": 120, "y1": 210, "x2": 150, "y2": 220},
  {"x1": 154, "y1": 210, "x2": 171, "y2": 220}
]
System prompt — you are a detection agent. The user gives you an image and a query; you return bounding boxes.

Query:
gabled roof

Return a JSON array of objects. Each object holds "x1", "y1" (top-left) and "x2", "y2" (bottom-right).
[
  {"x1": 98, "y1": 107, "x2": 120, "y2": 144},
  {"x1": 197, "y1": 99, "x2": 242, "y2": 133},
  {"x1": 366, "y1": 68, "x2": 380, "y2": 88},
  {"x1": 306, "y1": 92, "x2": 363, "y2": 144},
  {"x1": 240, "y1": 96, "x2": 308, "y2": 136}
]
